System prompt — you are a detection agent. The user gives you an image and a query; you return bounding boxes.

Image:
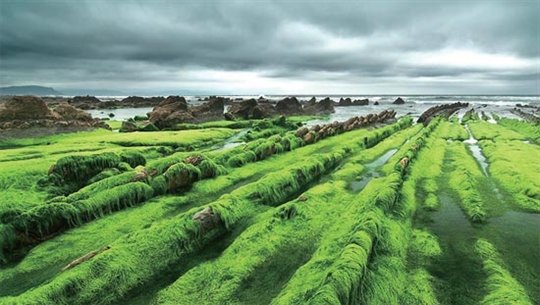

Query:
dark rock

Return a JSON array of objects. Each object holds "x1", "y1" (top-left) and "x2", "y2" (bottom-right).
[
  {"x1": 353, "y1": 99, "x2": 369, "y2": 106},
  {"x1": 147, "y1": 96, "x2": 189, "y2": 128},
  {"x1": 120, "y1": 96, "x2": 165, "y2": 108},
  {"x1": 190, "y1": 97, "x2": 224, "y2": 122},
  {"x1": 393, "y1": 97, "x2": 405, "y2": 104},
  {"x1": 138, "y1": 121, "x2": 159, "y2": 132},
  {"x1": 68, "y1": 95, "x2": 102, "y2": 110},
  {"x1": 374, "y1": 101, "x2": 379, "y2": 105},
  {"x1": 119, "y1": 121, "x2": 138, "y2": 133},
  {"x1": 224, "y1": 112, "x2": 235, "y2": 121},
  {"x1": 304, "y1": 97, "x2": 335, "y2": 115},
  {"x1": 337, "y1": 98, "x2": 369, "y2": 106},
  {"x1": 338, "y1": 98, "x2": 352, "y2": 106},
  {"x1": 161, "y1": 111, "x2": 196, "y2": 127},
  {"x1": 226, "y1": 98, "x2": 278, "y2": 120},
  {"x1": 0, "y1": 95, "x2": 53, "y2": 120},
  {"x1": 0, "y1": 96, "x2": 111, "y2": 133},
  {"x1": 275, "y1": 97, "x2": 304, "y2": 115},
  {"x1": 53, "y1": 104, "x2": 92, "y2": 121},
  {"x1": 252, "y1": 103, "x2": 279, "y2": 119},
  {"x1": 417, "y1": 102, "x2": 469, "y2": 125}
]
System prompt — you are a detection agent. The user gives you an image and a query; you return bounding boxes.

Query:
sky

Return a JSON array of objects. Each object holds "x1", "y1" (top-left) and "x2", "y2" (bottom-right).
[{"x1": 1, "y1": 0, "x2": 539, "y2": 95}]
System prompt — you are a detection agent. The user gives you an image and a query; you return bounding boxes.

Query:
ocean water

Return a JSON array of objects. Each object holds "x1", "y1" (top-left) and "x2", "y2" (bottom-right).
[{"x1": 87, "y1": 95, "x2": 539, "y2": 122}]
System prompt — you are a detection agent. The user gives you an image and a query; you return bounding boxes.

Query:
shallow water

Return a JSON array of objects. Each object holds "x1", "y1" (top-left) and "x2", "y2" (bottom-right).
[
  {"x1": 87, "y1": 107, "x2": 153, "y2": 121},
  {"x1": 422, "y1": 153, "x2": 540, "y2": 304},
  {"x1": 349, "y1": 148, "x2": 398, "y2": 192},
  {"x1": 212, "y1": 129, "x2": 250, "y2": 151},
  {"x1": 464, "y1": 125, "x2": 489, "y2": 176}
]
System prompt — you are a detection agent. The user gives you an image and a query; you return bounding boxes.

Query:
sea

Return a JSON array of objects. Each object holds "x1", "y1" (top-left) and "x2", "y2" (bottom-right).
[{"x1": 86, "y1": 95, "x2": 540, "y2": 123}]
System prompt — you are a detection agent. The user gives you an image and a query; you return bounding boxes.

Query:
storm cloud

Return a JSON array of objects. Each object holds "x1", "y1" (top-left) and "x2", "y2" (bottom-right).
[{"x1": 1, "y1": 0, "x2": 538, "y2": 94}]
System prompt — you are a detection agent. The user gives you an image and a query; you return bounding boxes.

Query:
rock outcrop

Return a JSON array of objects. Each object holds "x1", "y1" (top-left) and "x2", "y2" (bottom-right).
[
  {"x1": 338, "y1": 98, "x2": 369, "y2": 106},
  {"x1": 417, "y1": 102, "x2": 469, "y2": 125},
  {"x1": 0, "y1": 96, "x2": 110, "y2": 133},
  {"x1": 304, "y1": 97, "x2": 335, "y2": 115},
  {"x1": 276, "y1": 97, "x2": 304, "y2": 115},
  {"x1": 148, "y1": 96, "x2": 189, "y2": 129},
  {"x1": 225, "y1": 99, "x2": 279, "y2": 120},
  {"x1": 294, "y1": 109, "x2": 397, "y2": 144},
  {"x1": 0, "y1": 95, "x2": 54, "y2": 120},
  {"x1": 146, "y1": 96, "x2": 225, "y2": 129},
  {"x1": 393, "y1": 97, "x2": 405, "y2": 104},
  {"x1": 190, "y1": 97, "x2": 225, "y2": 121},
  {"x1": 67, "y1": 95, "x2": 165, "y2": 110},
  {"x1": 510, "y1": 108, "x2": 540, "y2": 125}
]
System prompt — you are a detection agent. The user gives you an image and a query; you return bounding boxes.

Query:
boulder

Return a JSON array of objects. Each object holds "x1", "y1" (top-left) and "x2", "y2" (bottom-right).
[
  {"x1": 192, "y1": 207, "x2": 221, "y2": 233},
  {"x1": 147, "y1": 96, "x2": 189, "y2": 128},
  {"x1": 353, "y1": 99, "x2": 369, "y2": 106},
  {"x1": 252, "y1": 103, "x2": 279, "y2": 119},
  {"x1": 393, "y1": 97, "x2": 405, "y2": 104},
  {"x1": 304, "y1": 97, "x2": 335, "y2": 115},
  {"x1": 138, "y1": 121, "x2": 159, "y2": 132},
  {"x1": 0, "y1": 96, "x2": 111, "y2": 133},
  {"x1": 68, "y1": 95, "x2": 102, "y2": 110},
  {"x1": 226, "y1": 98, "x2": 278, "y2": 120},
  {"x1": 0, "y1": 95, "x2": 53, "y2": 120},
  {"x1": 53, "y1": 104, "x2": 93, "y2": 121},
  {"x1": 161, "y1": 111, "x2": 196, "y2": 127},
  {"x1": 275, "y1": 97, "x2": 304, "y2": 115},
  {"x1": 337, "y1": 98, "x2": 369, "y2": 106},
  {"x1": 338, "y1": 98, "x2": 352, "y2": 106},
  {"x1": 374, "y1": 101, "x2": 380, "y2": 105},
  {"x1": 119, "y1": 121, "x2": 138, "y2": 133},
  {"x1": 190, "y1": 97, "x2": 225, "y2": 122}
]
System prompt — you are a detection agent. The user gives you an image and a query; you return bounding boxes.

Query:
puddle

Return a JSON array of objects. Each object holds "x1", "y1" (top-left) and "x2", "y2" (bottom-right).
[
  {"x1": 212, "y1": 129, "x2": 250, "y2": 151},
  {"x1": 481, "y1": 211, "x2": 540, "y2": 302},
  {"x1": 427, "y1": 191, "x2": 485, "y2": 304},
  {"x1": 349, "y1": 149, "x2": 398, "y2": 192},
  {"x1": 464, "y1": 125, "x2": 489, "y2": 176}
]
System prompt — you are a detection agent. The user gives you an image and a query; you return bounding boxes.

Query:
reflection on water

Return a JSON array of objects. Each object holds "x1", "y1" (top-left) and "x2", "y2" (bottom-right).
[
  {"x1": 212, "y1": 129, "x2": 250, "y2": 151},
  {"x1": 87, "y1": 107, "x2": 153, "y2": 121},
  {"x1": 349, "y1": 149, "x2": 398, "y2": 192},
  {"x1": 464, "y1": 125, "x2": 489, "y2": 176}
]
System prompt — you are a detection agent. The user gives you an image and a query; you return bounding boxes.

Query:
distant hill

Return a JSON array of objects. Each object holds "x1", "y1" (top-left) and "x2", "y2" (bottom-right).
[{"x1": 0, "y1": 85, "x2": 63, "y2": 96}]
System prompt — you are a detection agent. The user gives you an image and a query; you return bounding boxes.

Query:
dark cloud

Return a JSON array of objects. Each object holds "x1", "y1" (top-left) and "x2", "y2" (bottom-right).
[{"x1": 1, "y1": 0, "x2": 538, "y2": 94}]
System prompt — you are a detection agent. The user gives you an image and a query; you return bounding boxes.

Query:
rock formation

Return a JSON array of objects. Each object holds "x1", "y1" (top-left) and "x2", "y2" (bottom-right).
[
  {"x1": 417, "y1": 102, "x2": 469, "y2": 125},
  {"x1": 147, "y1": 96, "x2": 190, "y2": 129},
  {"x1": 293, "y1": 110, "x2": 396, "y2": 143},
  {"x1": 0, "y1": 96, "x2": 110, "y2": 134},
  {"x1": 304, "y1": 97, "x2": 335, "y2": 115},
  {"x1": 225, "y1": 98, "x2": 279, "y2": 120},
  {"x1": 393, "y1": 97, "x2": 405, "y2": 104},
  {"x1": 68, "y1": 95, "x2": 165, "y2": 110},
  {"x1": 190, "y1": 97, "x2": 225, "y2": 121},
  {"x1": 0, "y1": 95, "x2": 54, "y2": 120},
  {"x1": 338, "y1": 98, "x2": 369, "y2": 106},
  {"x1": 276, "y1": 97, "x2": 304, "y2": 115},
  {"x1": 146, "y1": 96, "x2": 225, "y2": 129}
]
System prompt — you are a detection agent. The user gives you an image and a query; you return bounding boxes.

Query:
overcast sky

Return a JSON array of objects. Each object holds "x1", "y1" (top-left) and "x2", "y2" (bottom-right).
[{"x1": 1, "y1": 0, "x2": 539, "y2": 95}]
